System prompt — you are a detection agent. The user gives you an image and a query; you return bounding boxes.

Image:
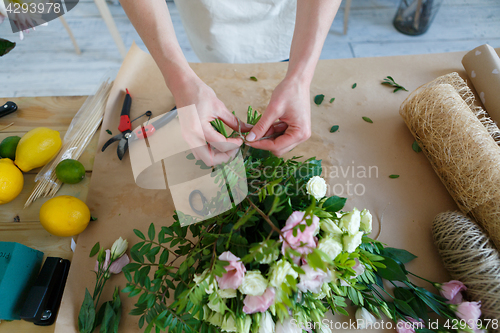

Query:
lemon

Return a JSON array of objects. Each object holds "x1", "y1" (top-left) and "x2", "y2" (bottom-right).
[
  {"x1": 0, "y1": 136, "x2": 21, "y2": 160},
  {"x1": 0, "y1": 158, "x2": 24, "y2": 205},
  {"x1": 15, "y1": 127, "x2": 62, "y2": 172},
  {"x1": 39, "y1": 195, "x2": 90, "y2": 237},
  {"x1": 55, "y1": 159, "x2": 85, "y2": 184}
]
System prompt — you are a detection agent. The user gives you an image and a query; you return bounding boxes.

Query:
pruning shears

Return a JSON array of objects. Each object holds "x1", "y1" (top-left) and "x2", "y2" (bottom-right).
[
  {"x1": 101, "y1": 89, "x2": 178, "y2": 160},
  {"x1": 101, "y1": 89, "x2": 134, "y2": 160}
]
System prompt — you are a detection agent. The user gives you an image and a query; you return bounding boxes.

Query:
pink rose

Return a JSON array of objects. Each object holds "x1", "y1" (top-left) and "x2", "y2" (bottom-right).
[
  {"x1": 109, "y1": 253, "x2": 130, "y2": 274},
  {"x1": 352, "y1": 258, "x2": 365, "y2": 276},
  {"x1": 396, "y1": 317, "x2": 424, "y2": 333},
  {"x1": 243, "y1": 287, "x2": 275, "y2": 314},
  {"x1": 281, "y1": 212, "x2": 319, "y2": 262},
  {"x1": 456, "y1": 302, "x2": 481, "y2": 329},
  {"x1": 439, "y1": 280, "x2": 467, "y2": 304},
  {"x1": 216, "y1": 251, "x2": 246, "y2": 290},
  {"x1": 297, "y1": 264, "x2": 331, "y2": 294}
]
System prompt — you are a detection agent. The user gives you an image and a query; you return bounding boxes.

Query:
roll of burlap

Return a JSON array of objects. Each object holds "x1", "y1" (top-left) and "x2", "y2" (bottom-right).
[
  {"x1": 433, "y1": 211, "x2": 500, "y2": 324},
  {"x1": 400, "y1": 73, "x2": 500, "y2": 250}
]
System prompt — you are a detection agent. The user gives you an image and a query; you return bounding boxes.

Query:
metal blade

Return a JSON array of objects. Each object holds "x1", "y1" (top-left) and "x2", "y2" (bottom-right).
[
  {"x1": 117, "y1": 137, "x2": 129, "y2": 160},
  {"x1": 101, "y1": 133, "x2": 125, "y2": 152}
]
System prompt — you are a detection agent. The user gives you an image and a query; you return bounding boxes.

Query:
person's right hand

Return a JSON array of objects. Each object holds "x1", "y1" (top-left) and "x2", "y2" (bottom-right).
[{"x1": 172, "y1": 76, "x2": 252, "y2": 166}]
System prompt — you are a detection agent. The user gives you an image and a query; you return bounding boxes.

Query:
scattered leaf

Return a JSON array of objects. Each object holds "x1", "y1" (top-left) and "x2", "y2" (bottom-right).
[
  {"x1": 352, "y1": 83, "x2": 357, "y2": 89},
  {"x1": 0, "y1": 38, "x2": 16, "y2": 57},
  {"x1": 329, "y1": 98, "x2": 335, "y2": 103},
  {"x1": 89, "y1": 242, "x2": 100, "y2": 257},
  {"x1": 389, "y1": 174, "x2": 400, "y2": 179},
  {"x1": 381, "y1": 76, "x2": 408, "y2": 93},
  {"x1": 412, "y1": 140, "x2": 422, "y2": 153},
  {"x1": 330, "y1": 125, "x2": 339, "y2": 133},
  {"x1": 314, "y1": 94, "x2": 325, "y2": 106},
  {"x1": 250, "y1": 76, "x2": 258, "y2": 81},
  {"x1": 362, "y1": 116, "x2": 373, "y2": 123},
  {"x1": 90, "y1": 216, "x2": 98, "y2": 221},
  {"x1": 106, "y1": 129, "x2": 112, "y2": 135}
]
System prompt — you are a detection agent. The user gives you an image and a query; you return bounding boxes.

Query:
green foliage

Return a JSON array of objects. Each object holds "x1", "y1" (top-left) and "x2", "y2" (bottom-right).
[
  {"x1": 121, "y1": 106, "x2": 464, "y2": 333},
  {"x1": 0, "y1": 39, "x2": 15, "y2": 57}
]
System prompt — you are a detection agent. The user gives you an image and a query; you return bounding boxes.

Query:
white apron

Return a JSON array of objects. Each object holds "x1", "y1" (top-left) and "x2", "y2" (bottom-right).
[{"x1": 173, "y1": 0, "x2": 297, "y2": 63}]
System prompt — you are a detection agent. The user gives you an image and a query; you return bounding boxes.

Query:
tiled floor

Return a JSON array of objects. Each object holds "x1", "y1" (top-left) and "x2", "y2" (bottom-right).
[{"x1": 0, "y1": 0, "x2": 499, "y2": 97}]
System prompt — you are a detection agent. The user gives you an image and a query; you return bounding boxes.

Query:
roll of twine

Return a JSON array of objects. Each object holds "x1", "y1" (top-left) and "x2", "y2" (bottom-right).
[
  {"x1": 400, "y1": 72, "x2": 500, "y2": 250},
  {"x1": 433, "y1": 211, "x2": 500, "y2": 325}
]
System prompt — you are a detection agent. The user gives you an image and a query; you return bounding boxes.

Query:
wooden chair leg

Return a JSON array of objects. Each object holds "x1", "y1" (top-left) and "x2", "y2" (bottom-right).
[
  {"x1": 93, "y1": 0, "x2": 127, "y2": 58},
  {"x1": 59, "y1": 16, "x2": 81, "y2": 55},
  {"x1": 343, "y1": 0, "x2": 352, "y2": 35}
]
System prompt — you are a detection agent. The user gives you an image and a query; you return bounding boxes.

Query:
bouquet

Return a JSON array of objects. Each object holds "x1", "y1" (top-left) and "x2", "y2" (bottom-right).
[{"x1": 122, "y1": 108, "x2": 488, "y2": 333}]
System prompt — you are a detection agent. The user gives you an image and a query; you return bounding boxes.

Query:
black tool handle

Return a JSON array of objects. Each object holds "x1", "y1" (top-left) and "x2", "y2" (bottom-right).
[{"x1": 0, "y1": 101, "x2": 18, "y2": 118}]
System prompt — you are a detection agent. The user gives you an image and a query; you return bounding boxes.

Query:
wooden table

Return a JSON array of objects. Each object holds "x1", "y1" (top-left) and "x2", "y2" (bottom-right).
[{"x1": 0, "y1": 96, "x2": 97, "y2": 333}]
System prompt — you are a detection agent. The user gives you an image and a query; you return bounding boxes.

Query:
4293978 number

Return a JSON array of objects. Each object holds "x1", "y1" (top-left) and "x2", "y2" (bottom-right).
[
  {"x1": 444, "y1": 319, "x2": 498, "y2": 330},
  {"x1": 5, "y1": 1, "x2": 62, "y2": 14}
]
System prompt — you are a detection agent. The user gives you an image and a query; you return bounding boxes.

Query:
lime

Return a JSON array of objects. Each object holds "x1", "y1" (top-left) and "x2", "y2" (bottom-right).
[
  {"x1": 0, "y1": 136, "x2": 21, "y2": 160},
  {"x1": 55, "y1": 159, "x2": 85, "y2": 184}
]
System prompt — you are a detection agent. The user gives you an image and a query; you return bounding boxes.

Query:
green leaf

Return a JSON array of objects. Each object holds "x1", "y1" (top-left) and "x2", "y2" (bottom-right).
[
  {"x1": 330, "y1": 125, "x2": 339, "y2": 133},
  {"x1": 78, "y1": 289, "x2": 96, "y2": 333},
  {"x1": 389, "y1": 174, "x2": 400, "y2": 179},
  {"x1": 362, "y1": 116, "x2": 373, "y2": 123},
  {"x1": 394, "y1": 299, "x2": 418, "y2": 319},
  {"x1": 250, "y1": 76, "x2": 258, "y2": 81},
  {"x1": 329, "y1": 98, "x2": 335, "y2": 103},
  {"x1": 352, "y1": 83, "x2": 357, "y2": 89},
  {"x1": 314, "y1": 94, "x2": 325, "y2": 106},
  {"x1": 148, "y1": 223, "x2": 155, "y2": 241},
  {"x1": 376, "y1": 256, "x2": 408, "y2": 281},
  {"x1": 89, "y1": 242, "x2": 100, "y2": 257},
  {"x1": 322, "y1": 196, "x2": 347, "y2": 213},
  {"x1": 381, "y1": 247, "x2": 417, "y2": 264},
  {"x1": 0, "y1": 39, "x2": 16, "y2": 57},
  {"x1": 90, "y1": 216, "x2": 98, "y2": 221},
  {"x1": 412, "y1": 140, "x2": 422, "y2": 153},
  {"x1": 134, "y1": 229, "x2": 146, "y2": 240},
  {"x1": 100, "y1": 303, "x2": 116, "y2": 333},
  {"x1": 381, "y1": 76, "x2": 408, "y2": 92},
  {"x1": 186, "y1": 153, "x2": 195, "y2": 160},
  {"x1": 106, "y1": 129, "x2": 112, "y2": 135},
  {"x1": 233, "y1": 209, "x2": 256, "y2": 230}
]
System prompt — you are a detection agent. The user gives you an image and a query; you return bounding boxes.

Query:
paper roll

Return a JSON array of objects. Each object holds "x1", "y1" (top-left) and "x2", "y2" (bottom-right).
[
  {"x1": 400, "y1": 73, "x2": 500, "y2": 250},
  {"x1": 462, "y1": 44, "x2": 500, "y2": 123}
]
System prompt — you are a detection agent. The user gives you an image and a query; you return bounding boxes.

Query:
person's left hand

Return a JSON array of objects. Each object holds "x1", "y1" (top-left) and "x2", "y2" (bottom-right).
[{"x1": 245, "y1": 76, "x2": 311, "y2": 156}]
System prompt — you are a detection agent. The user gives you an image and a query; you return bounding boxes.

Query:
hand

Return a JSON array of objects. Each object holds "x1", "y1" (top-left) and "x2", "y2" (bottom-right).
[
  {"x1": 245, "y1": 77, "x2": 311, "y2": 156},
  {"x1": 172, "y1": 76, "x2": 252, "y2": 166}
]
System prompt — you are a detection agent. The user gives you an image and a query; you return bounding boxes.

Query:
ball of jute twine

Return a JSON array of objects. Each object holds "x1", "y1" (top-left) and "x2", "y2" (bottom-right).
[
  {"x1": 400, "y1": 72, "x2": 500, "y2": 250},
  {"x1": 433, "y1": 211, "x2": 500, "y2": 326}
]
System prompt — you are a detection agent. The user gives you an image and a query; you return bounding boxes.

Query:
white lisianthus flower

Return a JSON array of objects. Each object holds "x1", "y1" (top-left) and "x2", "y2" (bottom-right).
[
  {"x1": 340, "y1": 208, "x2": 361, "y2": 235},
  {"x1": 355, "y1": 307, "x2": 377, "y2": 329},
  {"x1": 268, "y1": 259, "x2": 298, "y2": 288},
  {"x1": 306, "y1": 176, "x2": 327, "y2": 201},
  {"x1": 259, "y1": 311, "x2": 275, "y2": 333},
  {"x1": 221, "y1": 315, "x2": 237, "y2": 332},
  {"x1": 207, "y1": 297, "x2": 225, "y2": 313},
  {"x1": 319, "y1": 323, "x2": 333, "y2": 333},
  {"x1": 238, "y1": 270, "x2": 268, "y2": 296},
  {"x1": 342, "y1": 231, "x2": 364, "y2": 253},
  {"x1": 208, "y1": 312, "x2": 223, "y2": 327},
  {"x1": 257, "y1": 244, "x2": 280, "y2": 264},
  {"x1": 317, "y1": 237, "x2": 343, "y2": 261},
  {"x1": 218, "y1": 288, "x2": 237, "y2": 298},
  {"x1": 110, "y1": 237, "x2": 128, "y2": 260},
  {"x1": 320, "y1": 218, "x2": 343, "y2": 237},
  {"x1": 236, "y1": 315, "x2": 252, "y2": 333},
  {"x1": 193, "y1": 269, "x2": 216, "y2": 294},
  {"x1": 276, "y1": 318, "x2": 302, "y2": 333},
  {"x1": 360, "y1": 209, "x2": 372, "y2": 234}
]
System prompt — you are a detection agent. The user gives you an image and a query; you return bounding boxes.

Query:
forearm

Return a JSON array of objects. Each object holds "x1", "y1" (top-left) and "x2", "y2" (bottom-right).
[
  {"x1": 286, "y1": 0, "x2": 342, "y2": 84},
  {"x1": 119, "y1": 0, "x2": 198, "y2": 94}
]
